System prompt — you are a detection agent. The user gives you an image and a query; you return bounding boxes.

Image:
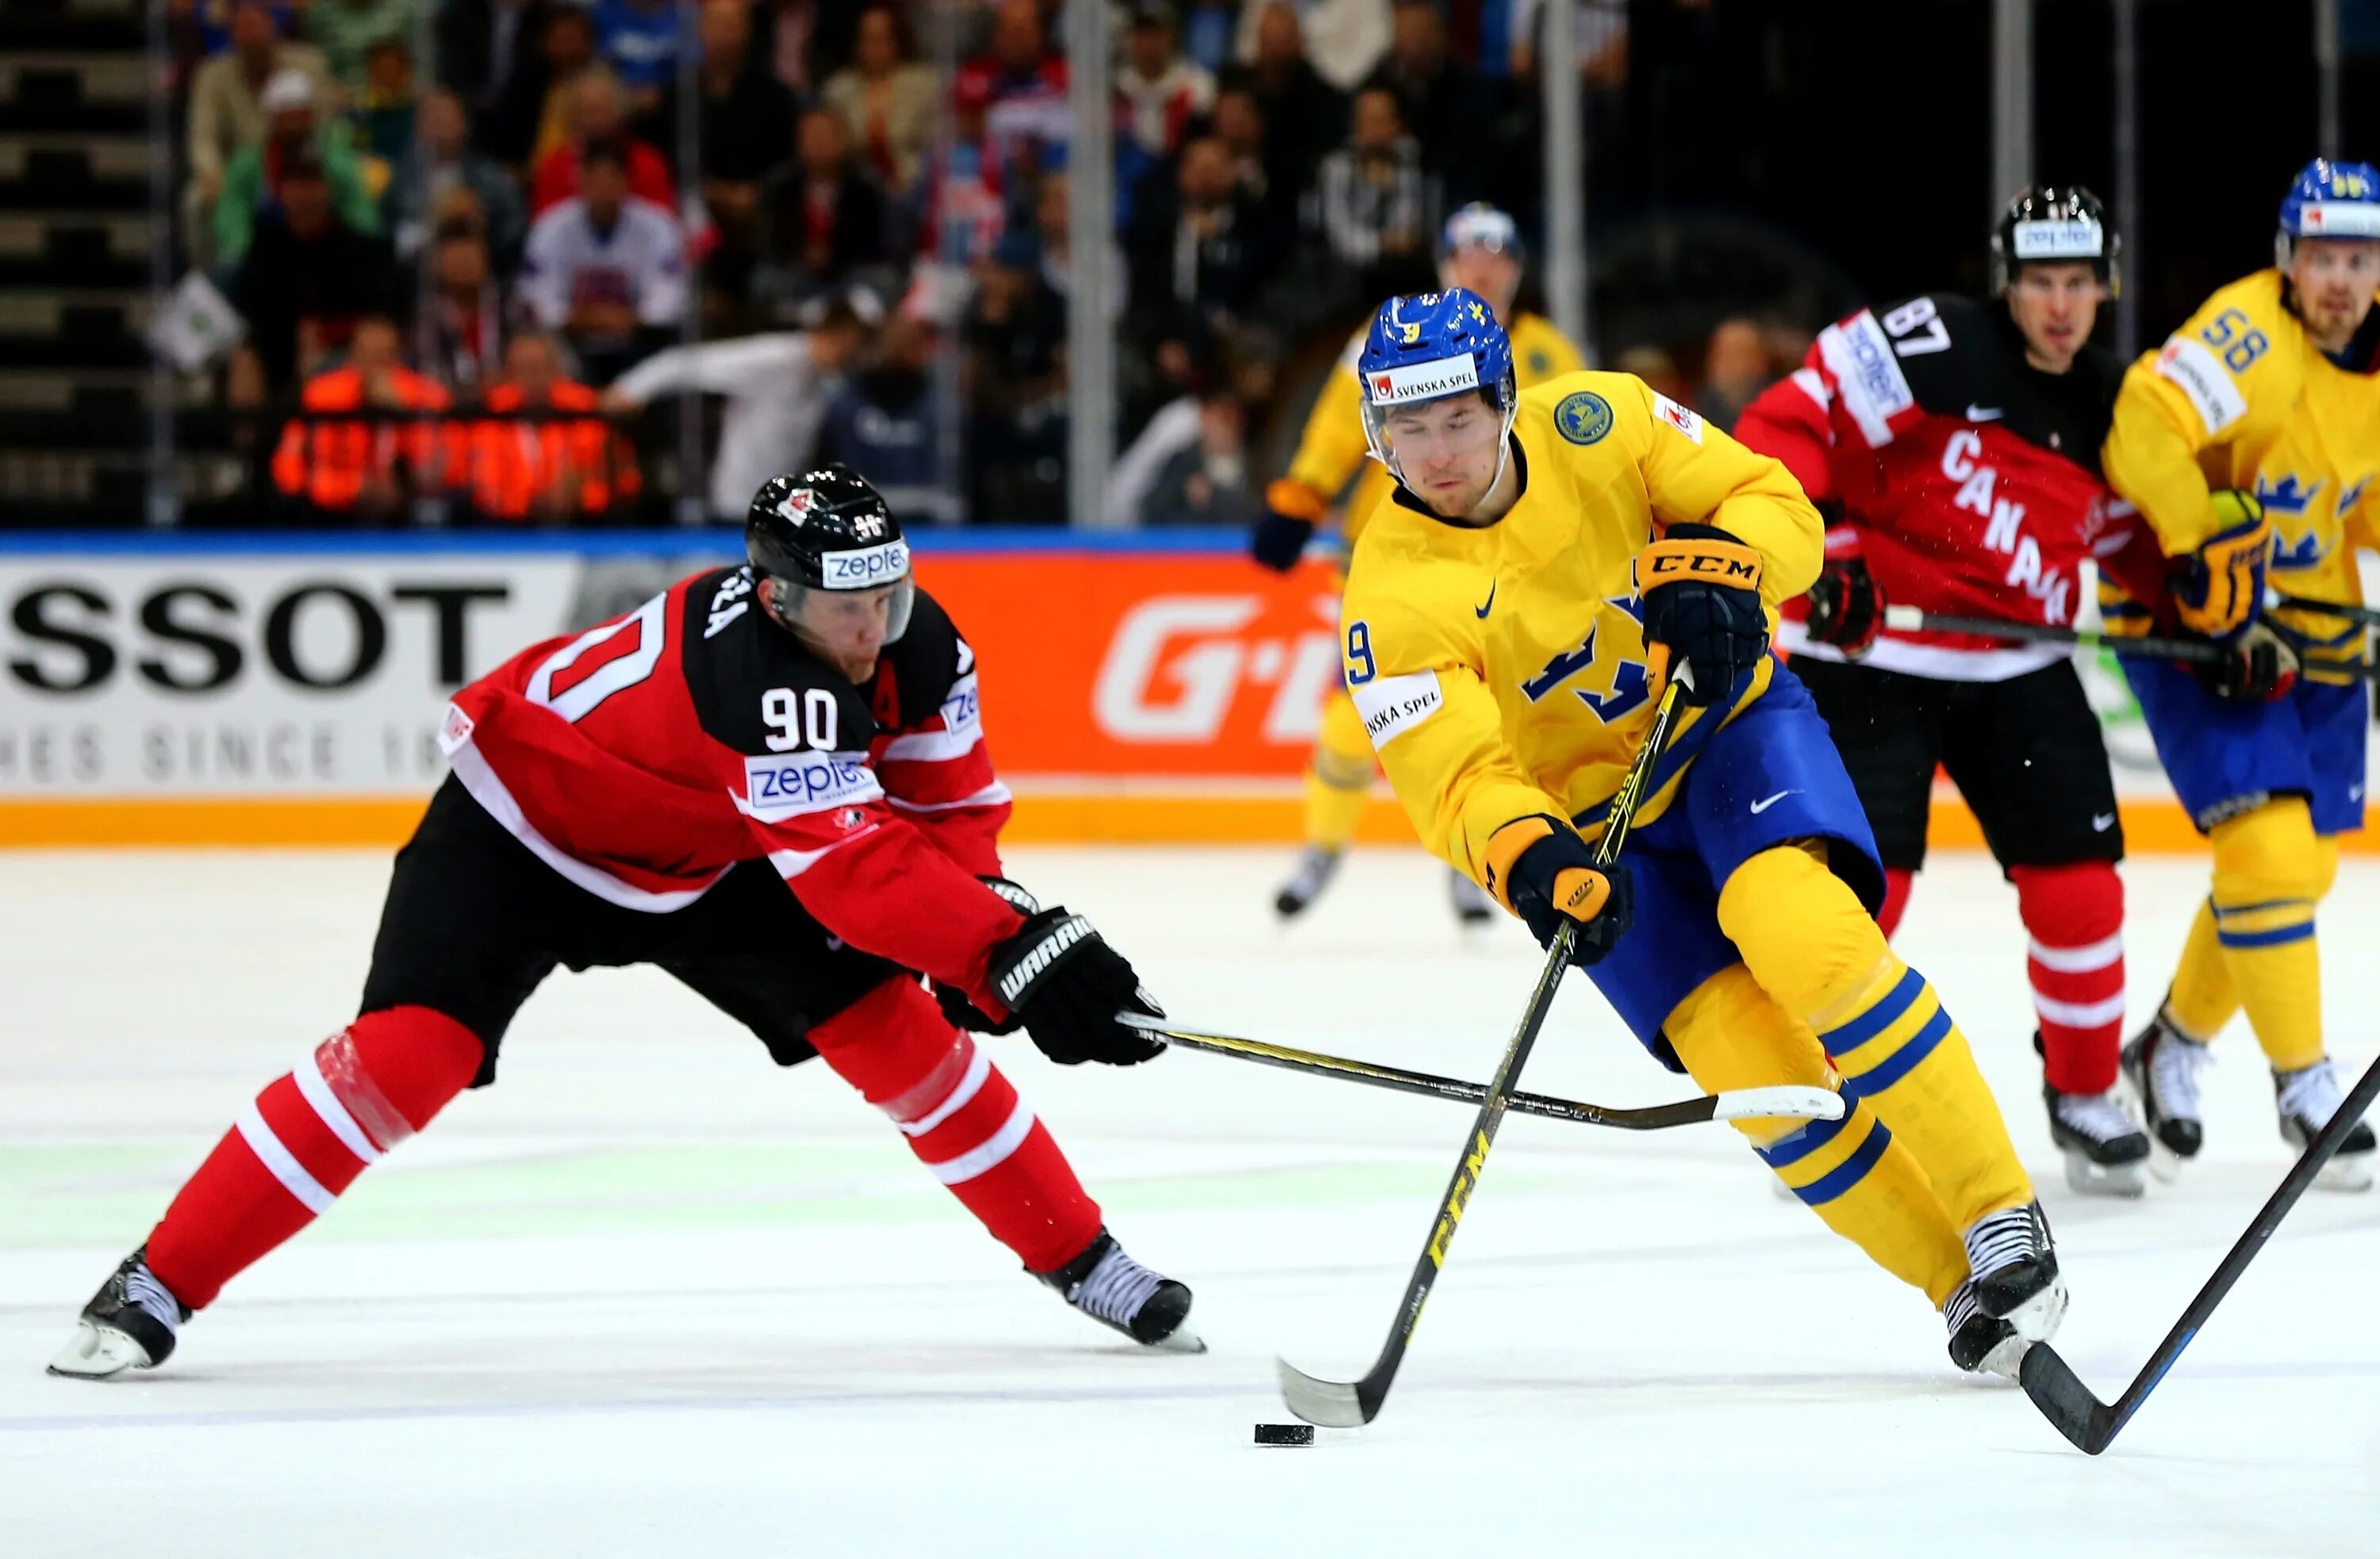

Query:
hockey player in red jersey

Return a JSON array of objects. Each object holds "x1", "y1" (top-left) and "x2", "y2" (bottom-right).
[
  {"x1": 1735, "y1": 186, "x2": 2155, "y2": 1196},
  {"x1": 50, "y1": 465, "x2": 1200, "y2": 1378}
]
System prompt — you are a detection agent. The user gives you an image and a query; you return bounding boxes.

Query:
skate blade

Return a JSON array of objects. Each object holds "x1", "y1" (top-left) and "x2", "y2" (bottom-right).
[
  {"x1": 45, "y1": 1320, "x2": 152, "y2": 1380},
  {"x1": 2146, "y1": 1140, "x2": 2191, "y2": 1185},
  {"x1": 2314, "y1": 1153, "x2": 2374, "y2": 1192},
  {"x1": 1975, "y1": 1334, "x2": 2031, "y2": 1383},
  {"x1": 1146, "y1": 1322, "x2": 1207, "y2": 1354},
  {"x1": 2062, "y1": 1147, "x2": 2146, "y2": 1199}
]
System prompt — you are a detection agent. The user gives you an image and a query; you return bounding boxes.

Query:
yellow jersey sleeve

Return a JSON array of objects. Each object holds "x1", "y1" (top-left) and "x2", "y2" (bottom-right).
[
  {"x1": 2104, "y1": 281, "x2": 2301, "y2": 555},
  {"x1": 1341, "y1": 570, "x2": 1567, "y2": 884},
  {"x1": 1283, "y1": 332, "x2": 1372, "y2": 505},
  {"x1": 1618, "y1": 376, "x2": 1823, "y2": 606}
]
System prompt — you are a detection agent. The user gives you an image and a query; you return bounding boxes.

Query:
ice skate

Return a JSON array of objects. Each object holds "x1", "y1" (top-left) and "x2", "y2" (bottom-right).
[
  {"x1": 1942, "y1": 1280, "x2": 2025, "y2": 1380},
  {"x1": 1038, "y1": 1229, "x2": 1203, "y2": 1353},
  {"x1": 2044, "y1": 1084, "x2": 2150, "y2": 1198},
  {"x1": 1447, "y1": 866, "x2": 1496, "y2": 927},
  {"x1": 2122, "y1": 1008, "x2": 2209, "y2": 1182},
  {"x1": 48, "y1": 1246, "x2": 187, "y2": 1380},
  {"x1": 1963, "y1": 1200, "x2": 2066, "y2": 1344},
  {"x1": 1273, "y1": 847, "x2": 1342, "y2": 919},
  {"x1": 2274, "y1": 1058, "x2": 2377, "y2": 1192}
]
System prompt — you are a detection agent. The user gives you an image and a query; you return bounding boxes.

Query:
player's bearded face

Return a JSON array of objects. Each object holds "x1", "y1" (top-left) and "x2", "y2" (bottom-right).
[
  {"x1": 2006, "y1": 263, "x2": 2104, "y2": 371},
  {"x1": 1384, "y1": 394, "x2": 1503, "y2": 516},
  {"x1": 2289, "y1": 239, "x2": 2380, "y2": 336}
]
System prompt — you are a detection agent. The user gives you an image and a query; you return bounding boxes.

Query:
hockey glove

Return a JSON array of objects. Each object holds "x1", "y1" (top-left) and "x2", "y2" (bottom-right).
[
  {"x1": 1483, "y1": 815, "x2": 1634, "y2": 968},
  {"x1": 2194, "y1": 621, "x2": 2300, "y2": 703},
  {"x1": 2173, "y1": 489, "x2": 2271, "y2": 640},
  {"x1": 1636, "y1": 522, "x2": 1768, "y2": 705},
  {"x1": 935, "y1": 877, "x2": 1043, "y2": 1034},
  {"x1": 986, "y1": 908, "x2": 1167, "y2": 1066},
  {"x1": 1250, "y1": 479, "x2": 1327, "y2": 573},
  {"x1": 1802, "y1": 555, "x2": 1882, "y2": 656}
]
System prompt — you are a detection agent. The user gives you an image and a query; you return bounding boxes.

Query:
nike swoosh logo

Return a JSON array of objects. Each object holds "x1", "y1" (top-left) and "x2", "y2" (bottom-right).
[
  {"x1": 1475, "y1": 582, "x2": 1496, "y2": 619},
  {"x1": 1749, "y1": 789, "x2": 1798, "y2": 815},
  {"x1": 2092, "y1": 813, "x2": 2116, "y2": 831},
  {"x1": 1967, "y1": 405, "x2": 2004, "y2": 421}
]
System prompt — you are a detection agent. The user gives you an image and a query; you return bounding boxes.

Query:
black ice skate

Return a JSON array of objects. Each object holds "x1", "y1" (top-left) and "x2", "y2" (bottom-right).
[
  {"x1": 2121, "y1": 1007, "x2": 2210, "y2": 1181},
  {"x1": 48, "y1": 1246, "x2": 188, "y2": 1380},
  {"x1": 1447, "y1": 866, "x2": 1496, "y2": 927},
  {"x1": 2275, "y1": 1058, "x2": 2378, "y2": 1192},
  {"x1": 1273, "y1": 847, "x2": 1342, "y2": 919},
  {"x1": 1962, "y1": 1200, "x2": 2066, "y2": 1346},
  {"x1": 2044, "y1": 1082, "x2": 2150, "y2": 1199},
  {"x1": 1038, "y1": 1229, "x2": 1203, "y2": 1353},
  {"x1": 1942, "y1": 1281, "x2": 2025, "y2": 1380}
]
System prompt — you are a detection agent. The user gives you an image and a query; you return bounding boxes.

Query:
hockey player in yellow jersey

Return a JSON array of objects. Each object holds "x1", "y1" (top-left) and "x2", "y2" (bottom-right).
[
  {"x1": 1339, "y1": 288, "x2": 2067, "y2": 1375},
  {"x1": 2102, "y1": 159, "x2": 2380, "y2": 1188},
  {"x1": 1253, "y1": 204, "x2": 1586, "y2": 923}
]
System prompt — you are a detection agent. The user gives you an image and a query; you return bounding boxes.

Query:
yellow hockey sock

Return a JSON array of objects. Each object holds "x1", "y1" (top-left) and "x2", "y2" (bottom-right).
[
  {"x1": 1665, "y1": 965, "x2": 1968, "y2": 1305},
  {"x1": 2163, "y1": 896, "x2": 2236, "y2": 1043},
  {"x1": 1303, "y1": 686, "x2": 1376, "y2": 851},
  {"x1": 1718, "y1": 844, "x2": 2033, "y2": 1229},
  {"x1": 2206, "y1": 799, "x2": 2335, "y2": 1073}
]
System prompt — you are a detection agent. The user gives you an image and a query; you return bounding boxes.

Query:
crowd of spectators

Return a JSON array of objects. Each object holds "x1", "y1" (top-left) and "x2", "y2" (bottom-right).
[{"x1": 166, "y1": 0, "x2": 1782, "y2": 528}]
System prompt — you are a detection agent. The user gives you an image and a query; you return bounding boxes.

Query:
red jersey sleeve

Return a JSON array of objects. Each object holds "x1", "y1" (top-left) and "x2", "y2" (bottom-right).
[
  {"x1": 872, "y1": 639, "x2": 1012, "y2": 878},
  {"x1": 1734, "y1": 358, "x2": 1842, "y2": 505}
]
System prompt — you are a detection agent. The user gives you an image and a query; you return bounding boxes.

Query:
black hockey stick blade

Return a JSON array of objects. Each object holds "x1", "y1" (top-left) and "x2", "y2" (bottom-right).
[{"x1": 2016, "y1": 1049, "x2": 2380, "y2": 1454}]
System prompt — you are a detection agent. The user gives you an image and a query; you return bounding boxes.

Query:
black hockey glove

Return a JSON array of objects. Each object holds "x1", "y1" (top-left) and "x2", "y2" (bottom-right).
[
  {"x1": 935, "y1": 877, "x2": 1043, "y2": 1034},
  {"x1": 1636, "y1": 523, "x2": 1768, "y2": 706},
  {"x1": 1250, "y1": 479, "x2": 1326, "y2": 572},
  {"x1": 1483, "y1": 815, "x2": 1634, "y2": 968},
  {"x1": 2194, "y1": 622, "x2": 2299, "y2": 703},
  {"x1": 986, "y1": 908, "x2": 1167, "y2": 1067},
  {"x1": 1802, "y1": 555, "x2": 1882, "y2": 657}
]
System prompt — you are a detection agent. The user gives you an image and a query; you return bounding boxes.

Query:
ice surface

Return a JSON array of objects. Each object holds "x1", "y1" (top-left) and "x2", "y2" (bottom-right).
[{"x1": 2, "y1": 846, "x2": 2376, "y2": 1557}]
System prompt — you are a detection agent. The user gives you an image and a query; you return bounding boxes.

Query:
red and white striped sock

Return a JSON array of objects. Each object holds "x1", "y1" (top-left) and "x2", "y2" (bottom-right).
[
  {"x1": 2012, "y1": 862, "x2": 2125, "y2": 1096},
  {"x1": 144, "y1": 1008, "x2": 484, "y2": 1311},
  {"x1": 813, "y1": 979, "x2": 1102, "y2": 1275}
]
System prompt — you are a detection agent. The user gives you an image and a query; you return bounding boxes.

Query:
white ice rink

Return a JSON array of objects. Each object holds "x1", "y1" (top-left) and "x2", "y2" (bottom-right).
[{"x1": 2, "y1": 844, "x2": 2377, "y2": 1558}]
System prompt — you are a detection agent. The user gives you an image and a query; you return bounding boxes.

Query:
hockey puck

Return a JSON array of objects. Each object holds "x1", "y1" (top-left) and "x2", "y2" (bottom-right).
[{"x1": 1253, "y1": 1422, "x2": 1315, "y2": 1446}]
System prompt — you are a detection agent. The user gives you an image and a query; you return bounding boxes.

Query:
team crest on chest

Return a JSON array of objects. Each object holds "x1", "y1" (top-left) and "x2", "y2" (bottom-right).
[{"x1": 1554, "y1": 390, "x2": 1613, "y2": 445}]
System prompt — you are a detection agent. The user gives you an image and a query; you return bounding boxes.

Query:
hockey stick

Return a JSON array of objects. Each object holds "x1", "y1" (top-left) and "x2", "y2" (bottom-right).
[
  {"x1": 1122, "y1": 1014, "x2": 1842, "y2": 1131},
  {"x1": 1880, "y1": 605, "x2": 2379, "y2": 682},
  {"x1": 2017, "y1": 1049, "x2": 2380, "y2": 1454},
  {"x1": 1274, "y1": 674, "x2": 1692, "y2": 1429},
  {"x1": 2267, "y1": 591, "x2": 2380, "y2": 630}
]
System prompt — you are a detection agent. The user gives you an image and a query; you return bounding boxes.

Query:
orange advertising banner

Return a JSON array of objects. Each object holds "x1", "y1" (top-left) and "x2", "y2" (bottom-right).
[{"x1": 923, "y1": 551, "x2": 1347, "y2": 781}]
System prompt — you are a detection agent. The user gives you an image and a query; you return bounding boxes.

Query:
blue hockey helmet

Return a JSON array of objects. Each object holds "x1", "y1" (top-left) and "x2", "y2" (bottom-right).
[
  {"x1": 1356, "y1": 288, "x2": 1518, "y2": 493},
  {"x1": 1438, "y1": 202, "x2": 1525, "y2": 263},
  {"x1": 2277, "y1": 158, "x2": 2380, "y2": 264}
]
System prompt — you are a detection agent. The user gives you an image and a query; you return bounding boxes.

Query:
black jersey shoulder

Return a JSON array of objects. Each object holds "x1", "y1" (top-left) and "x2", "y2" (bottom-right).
[
  {"x1": 868, "y1": 586, "x2": 969, "y2": 732},
  {"x1": 1873, "y1": 293, "x2": 2118, "y2": 474},
  {"x1": 675, "y1": 565, "x2": 876, "y2": 756}
]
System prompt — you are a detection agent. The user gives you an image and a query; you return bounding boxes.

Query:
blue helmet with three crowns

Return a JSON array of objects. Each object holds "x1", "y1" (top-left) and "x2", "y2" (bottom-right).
[
  {"x1": 1355, "y1": 288, "x2": 1518, "y2": 486},
  {"x1": 2277, "y1": 158, "x2": 2380, "y2": 263}
]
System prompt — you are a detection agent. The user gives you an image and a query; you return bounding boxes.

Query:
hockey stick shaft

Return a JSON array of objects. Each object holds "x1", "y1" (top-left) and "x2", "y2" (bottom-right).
[
  {"x1": 1276, "y1": 676, "x2": 1691, "y2": 1429},
  {"x1": 2269, "y1": 591, "x2": 2380, "y2": 629},
  {"x1": 2020, "y1": 1048, "x2": 2380, "y2": 1453},
  {"x1": 1882, "y1": 605, "x2": 2378, "y2": 682},
  {"x1": 1132, "y1": 1018, "x2": 1842, "y2": 1130}
]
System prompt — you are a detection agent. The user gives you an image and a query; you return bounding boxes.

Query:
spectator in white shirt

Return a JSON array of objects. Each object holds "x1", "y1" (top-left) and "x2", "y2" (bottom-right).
[{"x1": 516, "y1": 139, "x2": 688, "y2": 382}]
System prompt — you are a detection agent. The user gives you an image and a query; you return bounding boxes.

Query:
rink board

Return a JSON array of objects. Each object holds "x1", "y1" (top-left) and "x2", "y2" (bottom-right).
[{"x1": 0, "y1": 529, "x2": 2359, "y2": 853}]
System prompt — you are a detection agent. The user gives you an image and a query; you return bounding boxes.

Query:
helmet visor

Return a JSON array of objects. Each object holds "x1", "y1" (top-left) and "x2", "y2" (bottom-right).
[{"x1": 771, "y1": 572, "x2": 916, "y2": 662}]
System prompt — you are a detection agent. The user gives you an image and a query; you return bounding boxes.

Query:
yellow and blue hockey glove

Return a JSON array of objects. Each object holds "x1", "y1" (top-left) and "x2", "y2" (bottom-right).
[
  {"x1": 2173, "y1": 489, "x2": 2271, "y2": 640},
  {"x1": 1636, "y1": 522, "x2": 1767, "y2": 705},
  {"x1": 1484, "y1": 815, "x2": 1634, "y2": 967},
  {"x1": 1251, "y1": 479, "x2": 1327, "y2": 573}
]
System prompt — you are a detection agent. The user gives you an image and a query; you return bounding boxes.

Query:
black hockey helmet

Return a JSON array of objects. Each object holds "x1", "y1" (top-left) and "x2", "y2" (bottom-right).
[
  {"x1": 1991, "y1": 185, "x2": 2120, "y2": 297},
  {"x1": 746, "y1": 464, "x2": 916, "y2": 647}
]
